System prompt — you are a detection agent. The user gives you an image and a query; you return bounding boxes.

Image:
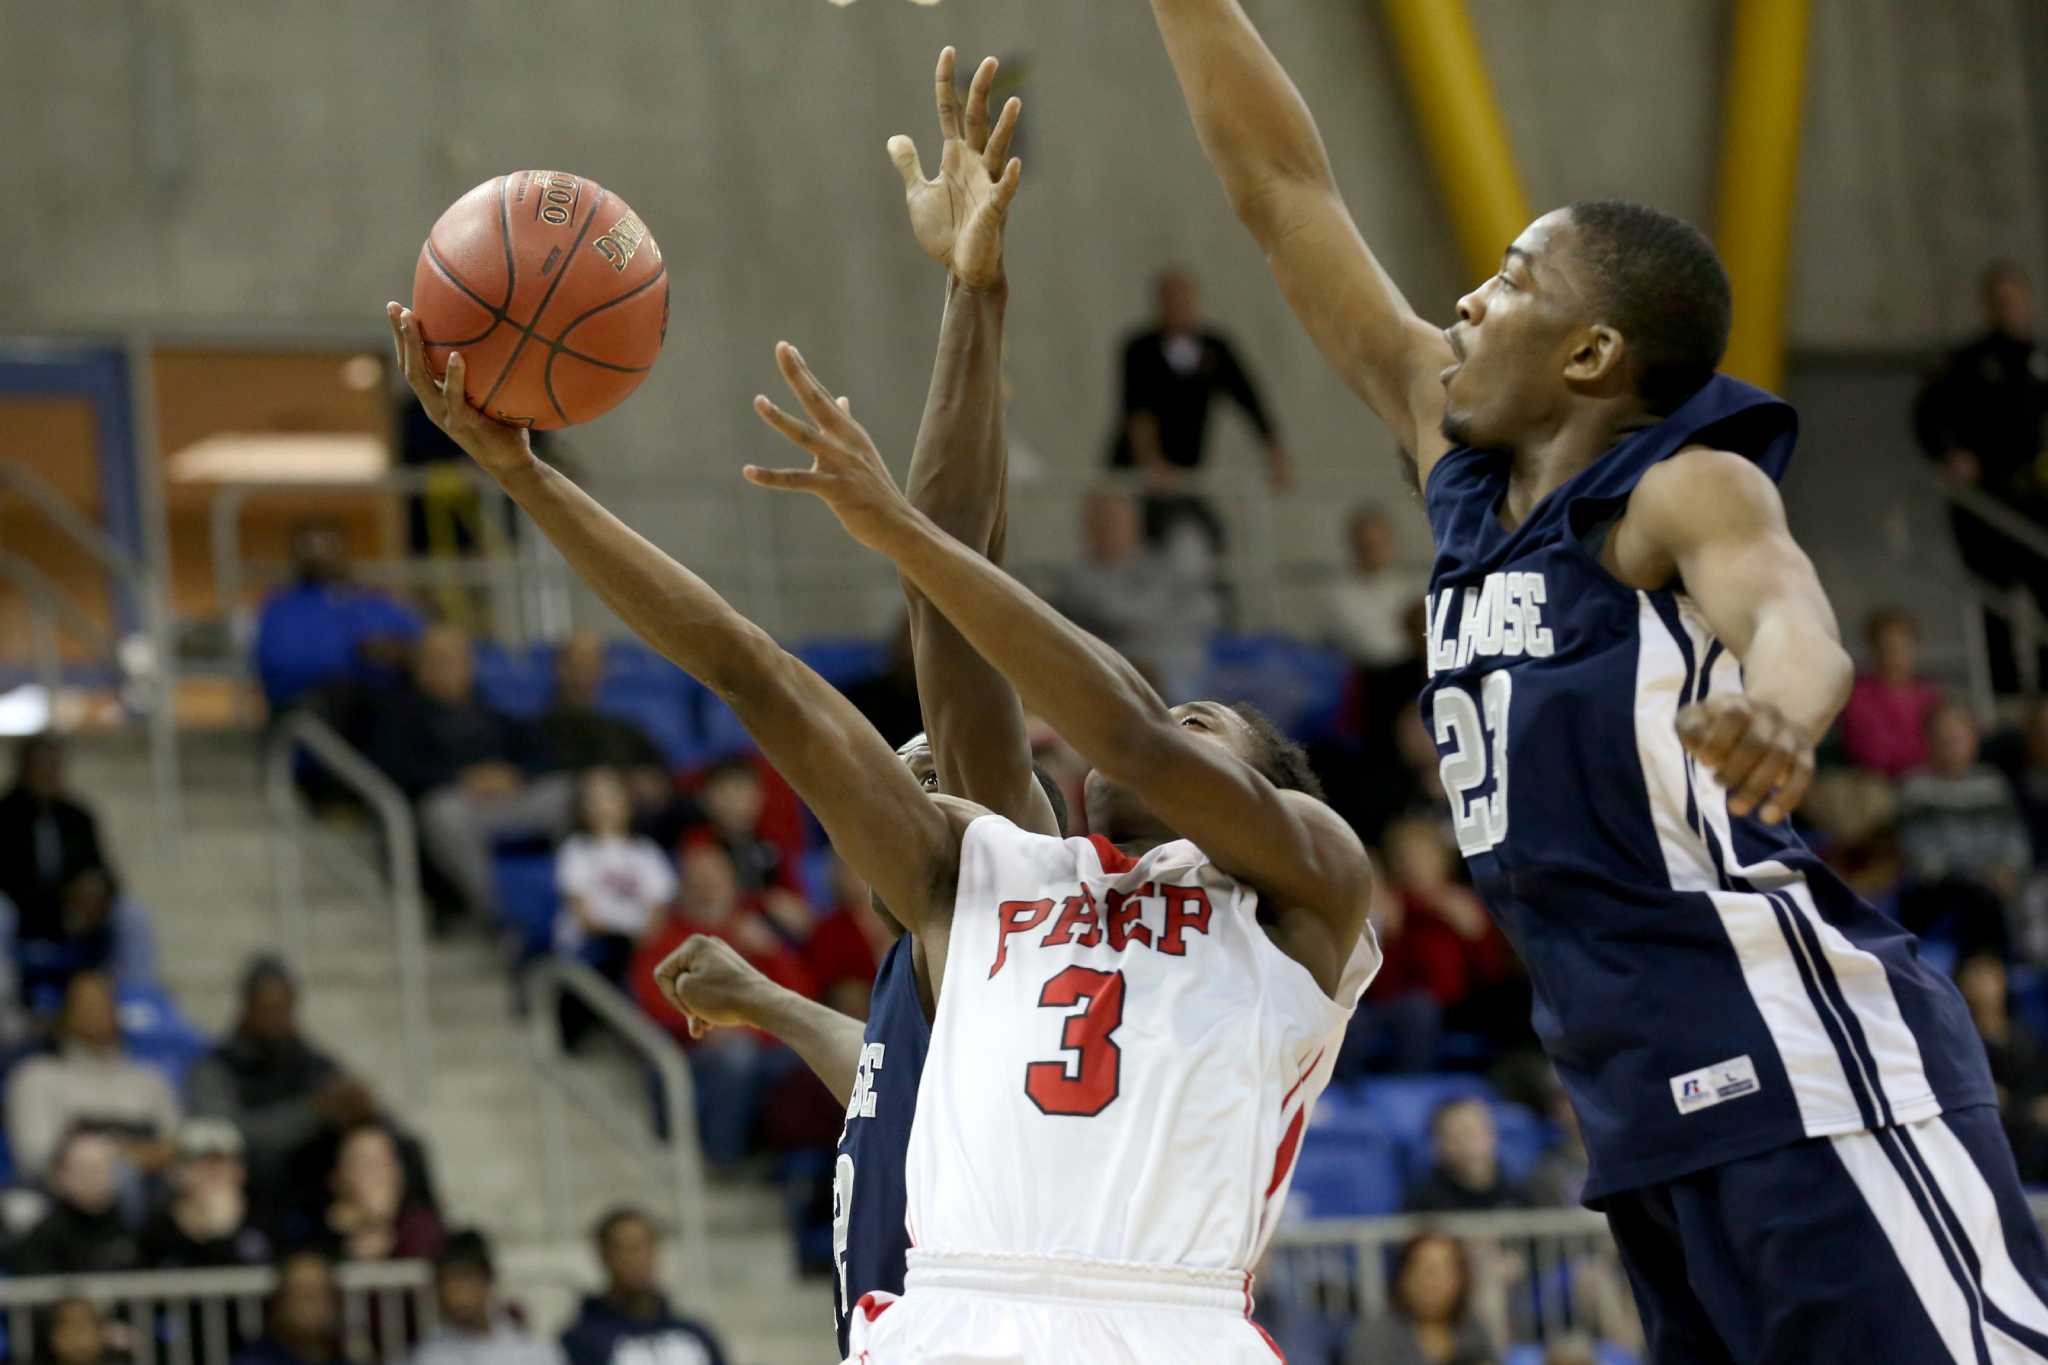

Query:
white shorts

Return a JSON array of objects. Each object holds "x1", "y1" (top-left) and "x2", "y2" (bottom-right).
[{"x1": 843, "y1": 1252, "x2": 1283, "y2": 1364}]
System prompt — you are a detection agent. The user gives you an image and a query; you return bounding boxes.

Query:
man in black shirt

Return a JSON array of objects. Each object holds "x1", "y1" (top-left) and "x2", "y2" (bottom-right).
[
  {"x1": 10, "y1": 1129, "x2": 139, "y2": 1275},
  {"x1": 536, "y1": 633, "x2": 681, "y2": 832},
  {"x1": 1108, "y1": 268, "x2": 1288, "y2": 555},
  {"x1": 138, "y1": 1119, "x2": 273, "y2": 1269},
  {"x1": 1917, "y1": 262, "x2": 2048, "y2": 685},
  {"x1": 1403, "y1": 1096, "x2": 1534, "y2": 1214},
  {"x1": 369, "y1": 625, "x2": 575, "y2": 926},
  {"x1": 0, "y1": 735, "x2": 114, "y2": 946}
]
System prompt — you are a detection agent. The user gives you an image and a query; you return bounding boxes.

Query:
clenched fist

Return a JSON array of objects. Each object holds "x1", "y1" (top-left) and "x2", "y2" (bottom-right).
[
  {"x1": 1675, "y1": 694, "x2": 1816, "y2": 825},
  {"x1": 652, "y1": 935, "x2": 773, "y2": 1040}
]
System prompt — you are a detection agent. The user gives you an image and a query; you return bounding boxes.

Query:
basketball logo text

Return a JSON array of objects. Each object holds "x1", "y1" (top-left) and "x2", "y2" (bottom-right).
[
  {"x1": 527, "y1": 170, "x2": 582, "y2": 226},
  {"x1": 593, "y1": 214, "x2": 650, "y2": 272},
  {"x1": 1425, "y1": 571, "x2": 1555, "y2": 676}
]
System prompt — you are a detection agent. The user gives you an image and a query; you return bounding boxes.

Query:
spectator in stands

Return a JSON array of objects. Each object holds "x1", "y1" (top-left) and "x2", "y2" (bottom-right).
[
  {"x1": 684, "y1": 759, "x2": 796, "y2": 895},
  {"x1": 412, "y1": 1229, "x2": 563, "y2": 1365},
  {"x1": 792, "y1": 856, "x2": 889, "y2": 1020},
  {"x1": 137, "y1": 1118, "x2": 272, "y2": 1268},
  {"x1": 6, "y1": 969, "x2": 180, "y2": 1181},
  {"x1": 1108, "y1": 267, "x2": 1287, "y2": 559},
  {"x1": 1957, "y1": 952, "x2": 2048, "y2": 1181},
  {"x1": 555, "y1": 768, "x2": 675, "y2": 981},
  {"x1": 1405, "y1": 1098, "x2": 1532, "y2": 1214},
  {"x1": 10, "y1": 1129, "x2": 140, "y2": 1274},
  {"x1": 254, "y1": 522, "x2": 421, "y2": 716},
  {"x1": 1054, "y1": 489, "x2": 1220, "y2": 702},
  {"x1": 188, "y1": 956, "x2": 379, "y2": 1224},
  {"x1": 318, "y1": 1120, "x2": 446, "y2": 1262},
  {"x1": 373, "y1": 625, "x2": 576, "y2": 928},
  {"x1": 1897, "y1": 701, "x2": 2029, "y2": 955},
  {"x1": 560, "y1": 1207, "x2": 728, "y2": 1365},
  {"x1": 1916, "y1": 262, "x2": 2048, "y2": 688},
  {"x1": 1524, "y1": 1083, "x2": 1590, "y2": 1208},
  {"x1": 633, "y1": 845, "x2": 811, "y2": 1166},
  {"x1": 1384, "y1": 819, "x2": 1524, "y2": 1052},
  {"x1": 1326, "y1": 504, "x2": 1428, "y2": 692},
  {"x1": 1840, "y1": 608, "x2": 1946, "y2": 778},
  {"x1": 535, "y1": 633, "x2": 676, "y2": 819},
  {"x1": 1344, "y1": 891, "x2": 1444, "y2": 1078},
  {"x1": 235, "y1": 1248, "x2": 357, "y2": 1365},
  {"x1": 0, "y1": 734, "x2": 133, "y2": 1002},
  {"x1": 1348, "y1": 1231, "x2": 1497, "y2": 1365},
  {"x1": 36, "y1": 1298, "x2": 123, "y2": 1365}
]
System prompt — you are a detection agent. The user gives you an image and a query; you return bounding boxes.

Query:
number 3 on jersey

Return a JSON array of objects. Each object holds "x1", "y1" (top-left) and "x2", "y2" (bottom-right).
[
  {"x1": 1434, "y1": 671, "x2": 1513, "y2": 856},
  {"x1": 1024, "y1": 967, "x2": 1125, "y2": 1117}
]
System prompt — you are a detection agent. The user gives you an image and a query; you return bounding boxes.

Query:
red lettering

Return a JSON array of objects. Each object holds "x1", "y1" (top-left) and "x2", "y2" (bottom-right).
[
  {"x1": 1041, "y1": 890, "x2": 1103, "y2": 948},
  {"x1": 990, "y1": 899, "x2": 1054, "y2": 978},
  {"x1": 1159, "y1": 885, "x2": 1214, "y2": 956},
  {"x1": 1105, "y1": 883, "x2": 1154, "y2": 951}
]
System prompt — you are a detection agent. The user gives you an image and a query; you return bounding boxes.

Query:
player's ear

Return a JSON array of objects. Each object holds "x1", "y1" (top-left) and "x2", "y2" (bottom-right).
[{"x1": 1564, "y1": 323, "x2": 1627, "y2": 388}]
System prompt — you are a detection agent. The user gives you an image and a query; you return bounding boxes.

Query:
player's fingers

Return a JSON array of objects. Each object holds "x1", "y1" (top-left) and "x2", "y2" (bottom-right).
[
  {"x1": 991, "y1": 158, "x2": 1023, "y2": 215},
  {"x1": 838, "y1": 396, "x2": 853, "y2": 414},
  {"x1": 687, "y1": 1015, "x2": 708, "y2": 1040},
  {"x1": 389, "y1": 309, "x2": 438, "y2": 405},
  {"x1": 887, "y1": 136, "x2": 927, "y2": 193},
  {"x1": 776, "y1": 343, "x2": 856, "y2": 434},
  {"x1": 742, "y1": 463, "x2": 824, "y2": 494},
  {"x1": 985, "y1": 97, "x2": 1021, "y2": 174},
  {"x1": 965, "y1": 56, "x2": 997, "y2": 151},
  {"x1": 1709, "y1": 722, "x2": 1771, "y2": 801},
  {"x1": 443, "y1": 352, "x2": 475, "y2": 425},
  {"x1": 933, "y1": 47, "x2": 963, "y2": 141},
  {"x1": 1761, "y1": 754, "x2": 1816, "y2": 825},
  {"x1": 1727, "y1": 744, "x2": 1791, "y2": 818},
  {"x1": 1680, "y1": 705, "x2": 1749, "y2": 766},
  {"x1": 752, "y1": 395, "x2": 826, "y2": 453}
]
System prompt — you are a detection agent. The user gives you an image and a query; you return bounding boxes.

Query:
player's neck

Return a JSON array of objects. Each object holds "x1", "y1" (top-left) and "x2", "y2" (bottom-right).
[{"x1": 1502, "y1": 402, "x2": 1657, "y2": 528}]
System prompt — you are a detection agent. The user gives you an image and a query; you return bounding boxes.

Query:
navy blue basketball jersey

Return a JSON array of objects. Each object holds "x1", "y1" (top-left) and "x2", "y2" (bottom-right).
[
  {"x1": 832, "y1": 933, "x2": 928, "y2": 1356},
  {"x1": 1421, "y1": 374, "x2": 1994, "y2": 1202}
]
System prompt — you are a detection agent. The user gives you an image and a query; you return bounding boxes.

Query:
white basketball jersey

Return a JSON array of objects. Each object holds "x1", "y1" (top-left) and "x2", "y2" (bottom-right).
[{"x1": 904, "y1": 816, "x2": 1378, "y2": 1271}]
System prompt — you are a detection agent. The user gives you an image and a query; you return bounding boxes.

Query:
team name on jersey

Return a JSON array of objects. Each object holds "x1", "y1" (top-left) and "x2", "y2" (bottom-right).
[
  {"x1": 845, "y1": 1041, "x2": 885, "y2": 1122},
  {"x1": 988, "y1": 881, "x2": 1214, "y2": 978},
  {"x1": 1425, "y1": 571, "x2": 1555, "y2": 677}
]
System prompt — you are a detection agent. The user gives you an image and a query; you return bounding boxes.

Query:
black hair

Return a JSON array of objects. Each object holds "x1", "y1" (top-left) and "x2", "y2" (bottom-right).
[
  {"x1": 593, "y1": 1204, "x2": 654, "y2": 1250},
  {"x1": 12, "y1": 732, "x2": 59, "y2": 783},
  {"x1": 436, "y1": 1228, "x2": 495, "y2": 1279},
  {"x1": 240, "y1": 953, "x2": 298, "y2": 1006},
  {"x1": 1864, "y1": 605, "x2": 1917, "y2": 650},
  {"x1": 1564, "y1": 199, "x2": 1731, "y2": 415},
  {"x1": 1032, "y1": 765, "x2": 1072, "y2": 838},
  {"x1": 1229, "y1": 703, "x2": 1325, "y2": 802}
]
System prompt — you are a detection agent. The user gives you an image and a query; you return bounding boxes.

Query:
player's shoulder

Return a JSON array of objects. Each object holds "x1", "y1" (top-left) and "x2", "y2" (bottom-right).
[{"x1": 1631, "y1": 445, "x2": 1787, "y2": 529}]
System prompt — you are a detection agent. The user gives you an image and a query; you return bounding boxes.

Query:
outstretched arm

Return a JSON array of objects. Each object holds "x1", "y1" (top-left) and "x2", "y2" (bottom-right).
[
  {"x1": 891, "y1": 50, "x2": 1058, "y2": 836},
  {"x1": 384, "y1": 306, "x2": 958, "y2": 941},
  {"x1": 1617, "y1": 448, "x2": 1852, "y2": 824},
  {"x1": 654, "y1": 936, "x2": 867, "y2": 1105},
  {"x1": 750, "y1": 346, "x2": 1371, "y2": 996},
  {"x1": 1149, "y1": 0, "x2": 1452, "y2": 481}
]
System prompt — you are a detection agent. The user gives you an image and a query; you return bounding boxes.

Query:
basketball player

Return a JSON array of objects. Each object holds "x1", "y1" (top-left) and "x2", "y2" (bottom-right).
[
  {"x1": 1145, "y1": 3, "x2": 2048, "y2": 1359},
  {"x1": 653, "y1": 51, "x2": 1068, "y2": 1360},
  {"x1": 389, "y1": 159, "x2": 1373, "y2": 1365}
]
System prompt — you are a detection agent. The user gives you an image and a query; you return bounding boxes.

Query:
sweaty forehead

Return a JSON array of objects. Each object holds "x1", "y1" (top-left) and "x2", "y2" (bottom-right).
[{"x1": 1506, "y1": 210, "x2": 1579, "y2": 278}]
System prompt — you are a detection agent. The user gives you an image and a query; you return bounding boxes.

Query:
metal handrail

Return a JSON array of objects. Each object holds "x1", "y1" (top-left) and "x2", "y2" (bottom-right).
[
  {"x1": 0, "y1": 552, "x2": 114, "y2": 707},
  {"x1": 525, "y1": 956, "x2": 708, "y2": 1312},
  {"x1": 0, "y1": 462, "x2": 180, "y2": 842},
  {"x1": 264, "y1": 711, "x2": 430, "y2": 1109}
]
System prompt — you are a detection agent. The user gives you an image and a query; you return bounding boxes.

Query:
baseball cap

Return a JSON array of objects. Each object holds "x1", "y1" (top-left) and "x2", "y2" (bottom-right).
[{"x1": 175, "y1": 1118, "x2": 245, "y2": 1161}]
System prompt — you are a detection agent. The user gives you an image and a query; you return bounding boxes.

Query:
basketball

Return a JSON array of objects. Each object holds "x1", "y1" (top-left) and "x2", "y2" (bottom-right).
[{"x1": 410, "y1": 170, "x2": 669, "y2": 430}]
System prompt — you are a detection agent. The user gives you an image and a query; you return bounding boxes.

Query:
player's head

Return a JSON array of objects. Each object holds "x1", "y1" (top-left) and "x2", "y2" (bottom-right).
[
  {"x1": 1442, "y1": 200, "x2": 1731, "y2": 450},
  {"x1": 1084, "y1": 702, "x2": 1322, "y2": 845},
  {"x1": 870, "y1": 733, "x2": 1072, "y2": 934},
  {"x1": 1982, "y1": 260, "x2": 2033, "y2": 339}
]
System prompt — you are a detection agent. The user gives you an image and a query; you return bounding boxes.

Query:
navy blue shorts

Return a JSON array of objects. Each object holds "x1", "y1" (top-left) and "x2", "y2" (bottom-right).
[{"x1": 1601, "y1": 1106, "x2": 2048, "y2": 1363}]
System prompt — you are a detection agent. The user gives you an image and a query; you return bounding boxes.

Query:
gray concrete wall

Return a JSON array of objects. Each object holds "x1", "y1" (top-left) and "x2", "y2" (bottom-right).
[{"x1": 2, "y1": 0, "x2": 2041, "y2": 636}]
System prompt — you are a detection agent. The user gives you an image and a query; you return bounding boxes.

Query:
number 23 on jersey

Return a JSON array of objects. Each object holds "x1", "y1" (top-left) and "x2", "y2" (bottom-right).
[{"x1": 1433, "y1": 671, "x2": 1513, "y2": 856}]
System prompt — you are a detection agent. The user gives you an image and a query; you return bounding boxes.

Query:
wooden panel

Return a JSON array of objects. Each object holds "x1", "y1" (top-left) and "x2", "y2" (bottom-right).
[{"x1": 0, "y1": 396, "x2": 108, "y2": 663}]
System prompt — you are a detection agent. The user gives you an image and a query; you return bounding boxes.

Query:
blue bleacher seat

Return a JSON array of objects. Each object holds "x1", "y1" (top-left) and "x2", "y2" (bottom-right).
[
  {"x1": 795, "y1": 638, "x2": 891, "y2": 690},
  {"x1": 494, "y1": 851, "x2": 561, "y2": 959},
  {"x1": 1288, "y1": 1128, "x2": 1404, "y2": 1218},
  {"x1": 1491, "y1": 1100, "x2": 1557, "y2": 1185},
  {"x1": 118, "y1": 981, "x2": 209, "y2": 1086},
  {"x1": 1353, "y1": 1074, "x2": 1496, "y2": 1148},
  {"x1": 473, "y1": 641, "x2": 551, "y2": 718},
  {"x1": 1200, "y1": 635, "x2": 1351, "y2": 740},
  {"x1": 1505, "y1": 1347, "x2": 1639, "y2": 1365}
]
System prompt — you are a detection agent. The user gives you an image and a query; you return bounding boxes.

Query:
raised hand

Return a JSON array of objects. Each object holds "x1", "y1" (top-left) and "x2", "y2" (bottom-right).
[
  {"x1": 385, "y1": 302, "x2": 534, "y2": 481},
  {"x1": 748, "y1": 342, "x2": 912, "y2": 551},
  {"x1": 652, "y1": 934, "x2": 773, "y2": 1040},
  {"x1": 889, "y1": 47, "x2": 1023, "y2": 290}
]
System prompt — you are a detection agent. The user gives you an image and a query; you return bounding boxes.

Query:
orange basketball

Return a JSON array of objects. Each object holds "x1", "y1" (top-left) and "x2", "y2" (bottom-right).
[{"x1": 410, "y1": 170, "x2": 668, "y2": 429}]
